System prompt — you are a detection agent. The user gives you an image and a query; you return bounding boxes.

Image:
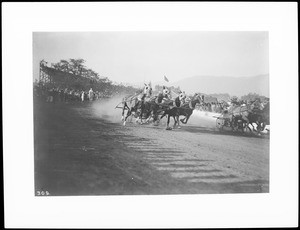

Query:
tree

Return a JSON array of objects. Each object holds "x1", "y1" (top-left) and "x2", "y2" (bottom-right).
[
  {"x1": 69, "y1": 58, "x2": 86, "y2": 75},
  {"x1": 51, "y1": 59, "x2": 70, "y2": 72},
  {"x1": 44, "y1": 58, "x2": 140, "y2": 97},
  {"x1": 40, "y1": 59, "x2": 47, "y2": 66},
  {"x1": 60, "y1": 60, "x2": 70, "y2": 72}
]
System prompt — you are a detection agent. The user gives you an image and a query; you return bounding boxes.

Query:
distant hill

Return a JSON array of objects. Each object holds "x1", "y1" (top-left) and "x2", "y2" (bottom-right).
[
  {"x1": 171, "y1": 74, "x2": 269, "y2": 97},
  {"x1": 206, "y1": 93, "x2": 231, "y2": 102}
]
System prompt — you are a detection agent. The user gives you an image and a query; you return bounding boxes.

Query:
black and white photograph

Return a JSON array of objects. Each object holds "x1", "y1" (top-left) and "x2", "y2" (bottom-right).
[
  {"x1": 3, "y1": 2, "x2": 298, "y2": 228},
  {"x1": 33, "y1": 31, "x2": 270, "y2": 196}
]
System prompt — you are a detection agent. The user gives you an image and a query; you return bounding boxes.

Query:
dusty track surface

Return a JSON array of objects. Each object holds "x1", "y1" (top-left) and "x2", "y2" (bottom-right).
[{"x1": 34, "y1": 98, "x2": 269, "y2": 196}]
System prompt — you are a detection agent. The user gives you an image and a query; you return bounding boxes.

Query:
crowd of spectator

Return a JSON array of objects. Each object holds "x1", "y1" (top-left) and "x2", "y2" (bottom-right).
[
  {"x1": 197, "y1": 102, "x2": 226, "y2": 113},
  {"x1": 33, "y1": 83, "x2": 104, "y2": 103},
  {"x1": 196, "y1": 97, "x2": 269, "y2": 114}
]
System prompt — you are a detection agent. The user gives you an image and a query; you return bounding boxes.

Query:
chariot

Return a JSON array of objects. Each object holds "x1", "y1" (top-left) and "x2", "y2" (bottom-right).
[{"x1": 215, "y1": 110, "x2": 247, "y2": 132}]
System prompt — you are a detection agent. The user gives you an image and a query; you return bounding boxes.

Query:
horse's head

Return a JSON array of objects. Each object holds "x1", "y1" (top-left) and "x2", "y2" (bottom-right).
[
  {"x1": 162, "y1": 86, "x2": 171, "y2": 97},
  {"x1": 178, "y1": 90, "x2": 186, "y2": 102},
  {"x1": 143, "y1": 83, "x2": 152, "y2": 96}
]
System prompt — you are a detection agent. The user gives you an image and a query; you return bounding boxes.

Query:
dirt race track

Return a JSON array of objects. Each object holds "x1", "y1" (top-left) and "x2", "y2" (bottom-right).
[{"x1": 34, "y1": 97, "x2": 269, "y2": 196}]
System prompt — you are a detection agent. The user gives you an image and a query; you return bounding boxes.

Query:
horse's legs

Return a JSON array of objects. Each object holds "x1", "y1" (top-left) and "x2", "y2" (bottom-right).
[
  {"x1": 121, "y1": 105, "x2": 125, "y2": 121},
  {"x1": 172, "y1": 109, "x2": 181, "y2": 129},
  {"x1": 139, "y1": 103, "x2": 145, "y2": 124},
  {"x1": 241, "y1": 120, "x2": 247, "y2": 133},
  {"x1": 121, "y1": 103, "x2": 129, "y2": 121},
  {"x1": 256, "y1": 116, "x2": 265, "y2": 135},
  {"x1": 177, "y1": 115, "x2": 181, "y2": 129},
  {"x1": 261, "y1": 122, "x2": 266, "y2": 132},
  {"x1": 159, "y1": 111, "x2": 167, "y2": 121},
  {"x1": 180, "y1": 110, "x2": 191, "y2": 124},
  {"x1": 152, "y1": 108, "x2": 158, "y2": 123},
  {"x1": 166, "y1": 114, "x2": 172, "y2": 130},
  {"x1": 249, "y1": 123, "x2": 256, "y2": 132},
  {"x1": 181, "y1": 114, "x2": 191, "y2": 124},
  {"x1": 144, "y1": 110, "x2": 152, "y2": 123},
  {"x1": 255, "y1": 121, "x2": 263, "y2": 135},
  {"x1": 123, "y1": 109, "x2": 132, "y2": 126},
  {"x1": 231, "y1": 116, "x2": 237, "y2": 131},
  {"x1": 180, "y1": 117, "x2": 186, "y2": 123},
  {"x1": 172, "y1": 115, "x2": 177, "y2": 129}
]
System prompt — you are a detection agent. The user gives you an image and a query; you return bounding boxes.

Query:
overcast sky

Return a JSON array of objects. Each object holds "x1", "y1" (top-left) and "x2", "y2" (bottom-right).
[{"x1": 33, "y1": 31, "x2": 269, "y2": 84}]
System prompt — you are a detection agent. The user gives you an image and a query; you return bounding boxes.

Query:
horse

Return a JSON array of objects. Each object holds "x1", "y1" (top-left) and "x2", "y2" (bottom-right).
[
  {"x1": 247, "y1": 101, "x2": 270, "y2": 133},
  {"x1": 178, "y1": 93, "x2": 204, "y2": 124},
  {"x1": 227, "y1": 105, "x2": 249, "y2": 132},
  {"x1": 229, "y1": 101, "x2": 269, "y2": 135},
  {"x1": 136, "y1": 86, "x2": 173, "y2": 125},
  {"x1": 159, "y1": 92, "x2": 203, "y2": 130},
  {"x1": 121, "y1": 83, "x2": 152, "y2": 126},
  {"x1": 158, "y1": 90, "x2": 187, "y2": 130}
]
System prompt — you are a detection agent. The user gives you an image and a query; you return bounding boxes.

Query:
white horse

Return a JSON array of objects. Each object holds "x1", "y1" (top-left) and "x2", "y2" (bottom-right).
[{"x1": 121, "y1": 83, "x2": 152, "y2": 126}]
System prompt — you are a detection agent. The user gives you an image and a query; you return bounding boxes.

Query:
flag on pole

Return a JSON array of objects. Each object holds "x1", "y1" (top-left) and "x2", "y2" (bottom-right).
[{"x1": 164, "y1": 75, "x2": 169, "y2": 82}]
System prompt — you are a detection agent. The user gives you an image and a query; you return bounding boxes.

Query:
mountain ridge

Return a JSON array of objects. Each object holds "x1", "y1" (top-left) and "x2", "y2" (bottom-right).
[
  {"x1": 126, "y1": 74, "x2": 269, "y2": 97},
  {"x1": 161, "y1": 74, "x2": 269, "y2": 97}
]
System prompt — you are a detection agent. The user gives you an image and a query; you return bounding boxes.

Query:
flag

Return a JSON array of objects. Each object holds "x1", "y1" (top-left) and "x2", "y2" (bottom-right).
[{"x1": 164, "y1": 75, "x2": 169, "y2": 82}]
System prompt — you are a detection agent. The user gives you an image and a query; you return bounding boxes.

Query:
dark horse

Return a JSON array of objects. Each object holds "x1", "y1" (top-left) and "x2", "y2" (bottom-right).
[
  {"x1": 160, "y1": 93, "x2": 204, "y2": 130},
  {"x1": 231, "y1": 101, "x2": 270, "y2": 135},
  {"x1": 179, "y1": 94, "x2": 204, "y2": 124},
  {"x1": 142, "y1": 86, "x2": 173, "y2": 126},
  {"x1": 121, "y1": 83, "x2": 152, "y2": 126},
  {"x1": 247, "y1": 101, "x2": 270, "y2": 134}
]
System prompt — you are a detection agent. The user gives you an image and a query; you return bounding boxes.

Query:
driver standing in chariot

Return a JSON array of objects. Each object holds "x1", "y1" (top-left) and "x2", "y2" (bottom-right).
[
  {"x1": 224, "y1": 96, "x2": 240, "y2": 123},
  {"x1": 228, "y1": 96, "x2": 240, "y2": 111}
]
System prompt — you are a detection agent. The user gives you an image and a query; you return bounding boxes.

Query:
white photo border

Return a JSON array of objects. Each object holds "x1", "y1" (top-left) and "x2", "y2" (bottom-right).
[{"x1": 3, "y1": 2, "x2": 298, "y2": 228}]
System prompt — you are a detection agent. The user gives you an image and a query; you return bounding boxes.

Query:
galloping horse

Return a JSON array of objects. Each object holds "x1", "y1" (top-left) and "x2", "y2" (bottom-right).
[
  {"x1": 139, "y1": 86, "x2": 173, "y2": 125},
  {"x1": 158, "y1": 90, "x2": 186, "y2": 129},
  {"x1": 246, "y1": 101, "x2": 269, "y2": 133},
  {"x1": 178, "y1": 93, "x2": 204, "y2": 124},
  {"x1": 121, "y1": 83, "x2": 152, "y2": 126},
  {"x1": 160, "y1": 92, "x2": 203, "y2": 130},
  {"x1": 230, "y1": 101, "x2": 269, "y2": 134}
]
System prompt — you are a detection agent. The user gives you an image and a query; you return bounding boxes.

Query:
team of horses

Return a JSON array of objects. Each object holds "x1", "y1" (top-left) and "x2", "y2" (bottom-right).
[
  {"x1": 116, "y1": 83, "x2": 270, "y2": 134},
  {"x1": 224, "y1": 101, "x2": 270, "y2": 135}
]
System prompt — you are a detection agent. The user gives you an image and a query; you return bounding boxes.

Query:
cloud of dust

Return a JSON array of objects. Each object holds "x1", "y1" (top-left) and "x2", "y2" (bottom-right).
[
  {"x1": 91, "y1": 94, "x2": 128, "y2": 123},
  {"x1": 186, "y1": 110, "x2": 219, "y2": 128}
]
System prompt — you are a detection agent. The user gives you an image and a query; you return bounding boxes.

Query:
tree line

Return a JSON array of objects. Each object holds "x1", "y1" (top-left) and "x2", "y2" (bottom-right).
[{"x1": 39, "y1": 59, "x2": 138, "y2": 97}]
